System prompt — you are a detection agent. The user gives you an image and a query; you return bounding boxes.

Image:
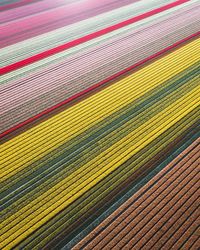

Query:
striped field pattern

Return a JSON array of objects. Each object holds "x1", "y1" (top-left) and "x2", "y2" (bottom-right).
[
  {"x1": 73, "y1": 139, "x2": 200, "y2": 250},
  {"x1": 0, "y1": 0, "x2": 200, "y2": 249}
]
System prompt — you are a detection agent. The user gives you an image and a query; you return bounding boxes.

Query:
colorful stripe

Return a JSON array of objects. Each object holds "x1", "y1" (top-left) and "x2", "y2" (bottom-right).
[
  {"x1": 1, "y1": 0, "x2": 199, "y2": 136},
  {"x1": 0, "y1": 0, "x2": 191, "y2": 73},
  {"x1": 0, "y1": 0, "x2": 185, "y2": 49},
  {"x1": 0, "y1": 0, "x2": 199, "y2": 249}
]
